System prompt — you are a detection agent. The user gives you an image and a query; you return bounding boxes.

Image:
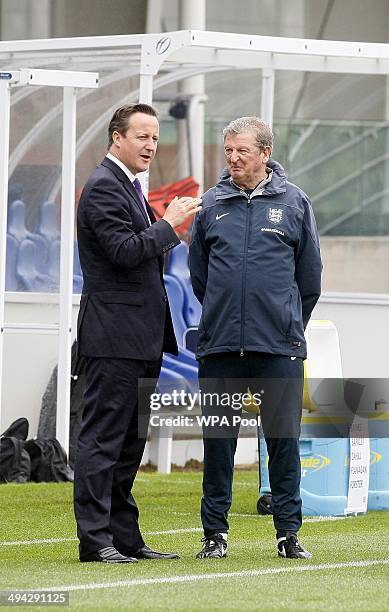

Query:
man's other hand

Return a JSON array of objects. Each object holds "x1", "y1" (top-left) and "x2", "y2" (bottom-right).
[{"x1": 163, "y1": 196, "x2": 202, "y2": 229}]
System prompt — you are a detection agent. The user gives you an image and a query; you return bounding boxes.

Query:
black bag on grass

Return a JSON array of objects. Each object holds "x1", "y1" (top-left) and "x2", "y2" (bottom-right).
[
  {"x1": 38, "y1": 340, "x2": 87, "y2": 469},
  {"x1": 0, "y1": 418, "x2": 31, "y2": 483},
  {"x1": 257, "y1": 493, "x2": 274, "y2": 515},
  {"x1": 24, "y1": 438, "x2": 74, "y2": 483},
  {"x1": 1, "y1": 417, "x2": 29, "y2": 441}
]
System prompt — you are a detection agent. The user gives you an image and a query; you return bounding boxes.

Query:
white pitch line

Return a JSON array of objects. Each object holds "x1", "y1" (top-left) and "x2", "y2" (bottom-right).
[
  {"x1": 233, "y1": 482, "x2": 255, "y2": 487},
  {"x1": 304, "y1": 516, "x2": 346, "y2": 523},
  {"x1": 29, "y1": 559, "x2": 389, "y2": 593},
  {"x1": 0, "y1": 528, "x2": 203, "y2": 547},
  {"x1": 0, "y1": 538, "x2": 77, "y2": 546},
  {"x1": 0, "y1": 514, "x2": 351, "y2": 547},
  {"x1": 230, "y1": 513, "x2": 260, "y2": 517},
  {"x1": 229, "y1": 513, "x2": 346, "y2": 521},
  {"x1": 146, "y1": 528, "x2": 202, "y2": 536}
]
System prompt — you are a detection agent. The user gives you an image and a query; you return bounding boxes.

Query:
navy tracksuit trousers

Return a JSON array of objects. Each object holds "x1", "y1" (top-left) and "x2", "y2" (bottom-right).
[{"x1": 198, "y1": 352, "x2": 303, "y2": 539}]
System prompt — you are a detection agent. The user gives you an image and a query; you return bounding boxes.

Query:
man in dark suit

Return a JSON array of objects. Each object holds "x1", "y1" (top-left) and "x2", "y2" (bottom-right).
[{"x1": 74, "y1": 103, "x2": 201, "y2": 563}]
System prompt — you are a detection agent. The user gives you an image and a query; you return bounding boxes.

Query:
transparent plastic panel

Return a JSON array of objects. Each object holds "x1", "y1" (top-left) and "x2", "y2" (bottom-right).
[
  {"x1": 7, "y1": 86, "x2": 62, "y2": 294},
  {"x1": 190, "y1": 70, "x2": 389, "y2": 293},
  {"x1": 273, "y1": 72, "x2": 389, "y2": 293},
  {"x1": 4, "y1": 52, "x2": 389, "y2": 294}
]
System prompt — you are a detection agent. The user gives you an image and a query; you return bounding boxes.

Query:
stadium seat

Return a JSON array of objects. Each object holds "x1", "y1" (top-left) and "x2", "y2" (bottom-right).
[
  {"x1": 157, "y1": 366, "x2": 192, "y2": 395},
  {"x1": 47, "y1": 240, "x2": 60, "y2": 289},
  {"x1": 16, "y1": 239, "x2": 53, "y2": 292},
  {"x1": 8, "y1": 199, "x2": 51, "y2": 274},
  {"x1": 164, "y1": 273, "x2": 188, "y2": 344},
  {"x1": 165, "y1": 241, "x2": 201, "y2": 326},
  {"x1": 181, "y1": 280, "x2": 202, "y2": 327},
  {"x1": 36, "y1": 201, "x2": 60, "y2": 242},
  {"x1": 37, "y1": 240, "x2": 83, "y2": 294},
  {"x1": 148, "y1": 176, "x2": 199, "y2": 236},
  {"x1": 183, "y1": 327, "x2": 199, "y2": 354},
  {"x1": 7, "y1": 200, "x2": 31, "y2": 242},
  {"x1": 8, "y1": 184, "x2": 24, "y2": 205},
  {"x1": 165, "y1": 240, "x2": 189, "y2": 280},
  {"x1": 31, "y1": 234, "x2": 51, "y2": 274},
  {"x1": 163, "y1": 274, "x2": 197, "y2": 368},
  {"x1": 73, "y1": 275, "x2": 83, "y2": 294},
  {"x1": 73, "y1": 241, "x2": 83, "y2": 293},
  {"x1": 162, "y1": 354, "x2": 199, "y2": 394},
  {"x1": 73, "y1": 241, "x2": 82, "y2": 276},
  {"x1": 5, "y1": 234, "x2": 20, "y2": 291}
]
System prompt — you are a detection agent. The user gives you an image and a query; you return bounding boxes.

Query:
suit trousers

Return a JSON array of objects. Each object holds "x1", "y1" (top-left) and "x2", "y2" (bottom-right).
[
  {"x1": 198, "y1": 352, "x2": 303, "y2": 539},
  {"x1": 73, "y1": 356, "x2": 161, "y2": 555}
]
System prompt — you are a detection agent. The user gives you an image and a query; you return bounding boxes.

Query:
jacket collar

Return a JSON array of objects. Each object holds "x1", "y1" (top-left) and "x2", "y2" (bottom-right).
[
  {"x1": 106, "y1": 152, "x2": 136, "y2": 182},
  {"x1": 215, "y1": 158, "x2": 287, "y2": 200},
  {"x1": 101, "y1": 155, "x2": 130, "y2": 183},
  {"x1": 101, "y1": 156, "x2": 152, "y2": 226}
]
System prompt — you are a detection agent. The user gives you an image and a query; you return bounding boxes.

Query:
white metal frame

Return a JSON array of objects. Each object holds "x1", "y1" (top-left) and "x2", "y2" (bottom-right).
[
  {"x1": 2, "y1": 30, "x2": 389, "y2": 458},
  {"x1": 0, "y1": 69, "x2": 98, "y2": 450}
]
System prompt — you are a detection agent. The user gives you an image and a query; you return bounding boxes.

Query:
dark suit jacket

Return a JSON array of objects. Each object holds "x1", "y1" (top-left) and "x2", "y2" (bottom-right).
[{"x1": 76, "y1": 156, "x2": 179, "y2": 360}]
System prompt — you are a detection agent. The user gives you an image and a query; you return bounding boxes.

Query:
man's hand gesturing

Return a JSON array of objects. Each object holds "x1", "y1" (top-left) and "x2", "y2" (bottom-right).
[{"x1": 162, "y1": 196, "x2": 202, "y2": 229}]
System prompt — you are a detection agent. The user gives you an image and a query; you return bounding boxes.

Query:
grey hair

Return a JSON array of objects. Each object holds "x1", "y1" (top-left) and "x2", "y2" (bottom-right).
[{"x1": 223, "y1": 116, "x2": 273, "y2": 150}]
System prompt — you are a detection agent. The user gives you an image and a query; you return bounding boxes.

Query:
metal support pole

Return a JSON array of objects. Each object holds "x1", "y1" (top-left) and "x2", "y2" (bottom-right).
[
  {"x1": 56, "y1": 86, "x2": 77, "y2": 452},
  {"x1": 260, "y1": 67, "x2": 275, "y2": 127},
  {"x1": 177, "y1": 120, "x2": 190, "y2": 180},
  {"x1": 178, "y1": 0, "x2": 206, "y2": 193},
  {"x1": 139, "y1": 73, "x2": 153, "y2": 104},
  {"x1": 187, "y1": 94, "x2": 207, "y2": 192},
  {"x1": 0, "y1": 80, "x2": 11, "y2": 431},
  {"x1": 156, "y1": 425, "x2": 173, "y2": 474},
  {"x1": 138, "y1": 73, "x2": 154, "y2": 197}
]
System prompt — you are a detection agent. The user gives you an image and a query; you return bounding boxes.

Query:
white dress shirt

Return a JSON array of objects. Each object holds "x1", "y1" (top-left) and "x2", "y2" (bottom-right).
[{"x1": 106, "y1": 153, "x2": 151, "y2": 225}]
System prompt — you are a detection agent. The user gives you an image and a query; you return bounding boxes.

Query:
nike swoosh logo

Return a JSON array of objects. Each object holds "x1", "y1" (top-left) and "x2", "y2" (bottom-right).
[{"x1": 216, "y1": 213, "x2": 230, "y2": 220}]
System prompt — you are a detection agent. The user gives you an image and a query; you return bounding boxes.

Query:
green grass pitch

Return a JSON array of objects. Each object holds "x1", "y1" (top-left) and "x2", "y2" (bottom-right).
[{"x1": 0, "y1": 471, "x2": 388, "y2": 611}]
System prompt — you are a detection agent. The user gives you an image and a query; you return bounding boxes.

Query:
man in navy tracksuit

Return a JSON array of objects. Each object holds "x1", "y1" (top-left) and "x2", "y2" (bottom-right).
[{"x1": 189, "y1": 116, "x2": 322, "y2": 559}]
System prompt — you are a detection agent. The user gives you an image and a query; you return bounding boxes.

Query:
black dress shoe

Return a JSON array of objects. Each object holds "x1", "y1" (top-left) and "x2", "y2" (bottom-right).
[
  {"x1": 134, "y1": 545, "x2": 180, "y2": 560},
  {"x1": 80, "y1": 546, "x2": 138, "y2": 563}
]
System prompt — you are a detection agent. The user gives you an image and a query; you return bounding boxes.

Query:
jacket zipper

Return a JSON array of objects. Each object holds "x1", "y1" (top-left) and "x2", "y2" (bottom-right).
[
  {"x1": 285, "y1": 292, "x2": 293, "y2": 337},
  {"x1": 240, "y1": 194, "x2": 252, "y2": 356}
]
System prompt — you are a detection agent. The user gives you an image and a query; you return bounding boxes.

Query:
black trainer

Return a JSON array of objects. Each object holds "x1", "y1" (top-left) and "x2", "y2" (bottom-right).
[
  {"x1": 277, "y1": 535, "x2": 312, "y2": 559},
  {"x1": 196, "y1": 534, "x2": 227, "y2": 559}
]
